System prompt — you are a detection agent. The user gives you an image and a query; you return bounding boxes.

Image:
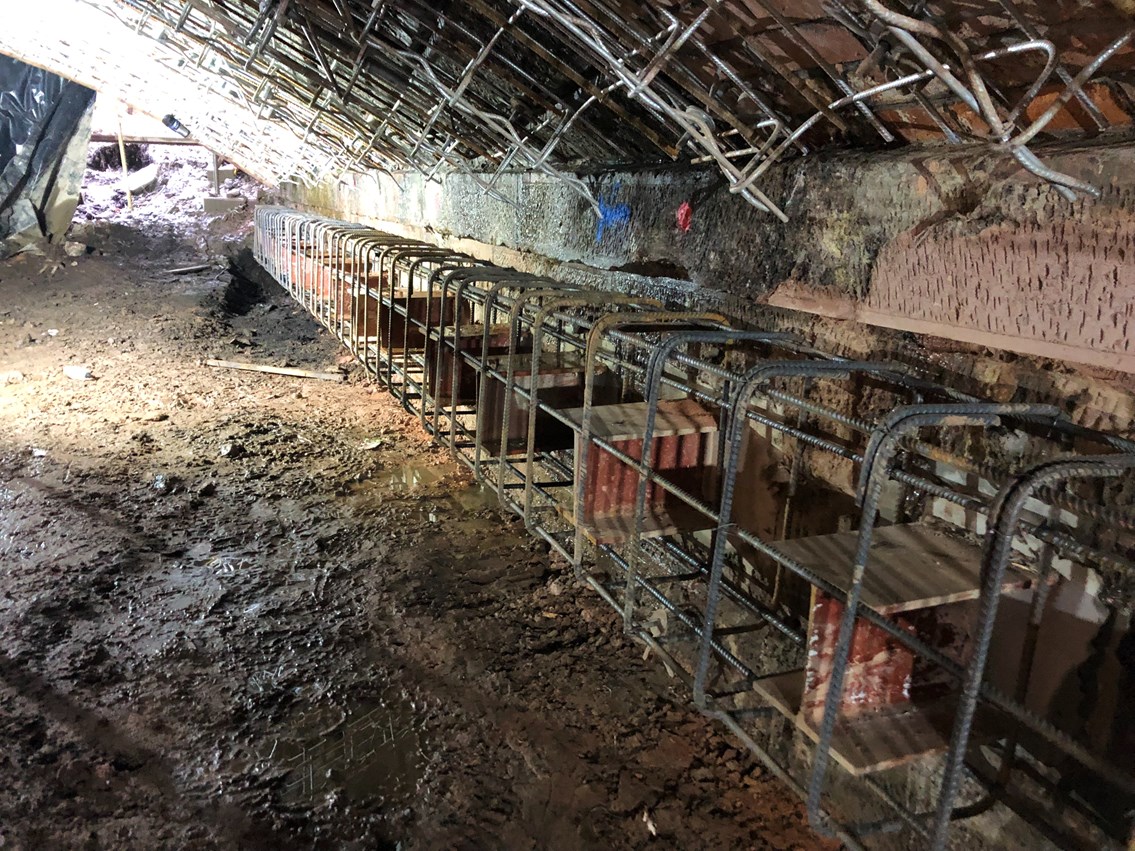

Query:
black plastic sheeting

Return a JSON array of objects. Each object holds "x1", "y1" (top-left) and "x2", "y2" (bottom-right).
[{"x1": 0, "y1": 54, "x2": 95, "y2": 256}]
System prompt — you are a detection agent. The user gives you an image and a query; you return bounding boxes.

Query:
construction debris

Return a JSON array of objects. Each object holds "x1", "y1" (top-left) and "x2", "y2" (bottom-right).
[
  {"x1": 0, "y1": 53, "x2": 93, "y2": 259},
  {"x1": 124, "y1": 162, "x2": 160, "y2": 196},
  {"x1": 217, "y1": 440, "x2": 245, "y2": 458}
]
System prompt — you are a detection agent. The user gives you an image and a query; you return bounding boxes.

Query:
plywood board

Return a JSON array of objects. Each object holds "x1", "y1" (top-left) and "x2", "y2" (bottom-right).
[
  {"x1": 754, "y1": 669, "x2": 1001, "y2": 776},
  {"x1": 561, "y1": 399, "x2": 717, "y2": 442},
  {"x1": 771, "y1": 523, "x2": 1026, "y2": 614},
  {"x1": 568, "y1": 500, "x2": 715, "y2": 545}
]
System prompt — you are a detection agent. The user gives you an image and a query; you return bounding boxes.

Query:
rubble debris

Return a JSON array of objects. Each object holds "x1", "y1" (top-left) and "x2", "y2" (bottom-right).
[
  {"x1": 125, "y1": 162, "x2": 160, "y2": 195},
  {"x1": 87, "y1": 142, "x2": 151, "y2": 171},
  {"x1": 642, "y1": 809, "x2": 658, "y2": 836},
  {"x1": 217, "y1": 440, "x2": 245, "y2": 458},
  {"x1": 62, "y1": 364, "x2": 92, "y2": 380},
  {"x1": 74, "y1": 145, "x2": 258, "y2": 244}
]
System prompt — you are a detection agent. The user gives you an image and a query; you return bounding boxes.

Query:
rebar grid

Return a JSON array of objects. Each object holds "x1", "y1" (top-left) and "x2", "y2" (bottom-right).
[
  {"x1": 46, "y1": 1, "x2": 1135, "y2": 214},
  {"x1": 253, "y1": 206, "x2": 1135, "y2": 850}
]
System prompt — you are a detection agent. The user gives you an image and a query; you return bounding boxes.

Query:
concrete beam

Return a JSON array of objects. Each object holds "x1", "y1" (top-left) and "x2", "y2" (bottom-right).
[
  {"x1": 203, "y1": 197, "x2": 246, "y2": 214},
  {"x1": 284, "y1": 141, "x2": 1135, "y2": 373},
  {"x1": 91, "y1": 134, "x2": 198, "y2": 146}
]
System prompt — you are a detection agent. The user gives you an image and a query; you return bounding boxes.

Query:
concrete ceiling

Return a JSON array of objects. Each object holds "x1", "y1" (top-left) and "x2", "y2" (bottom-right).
[{"x1": 2, "y1": 1, "x2": 1134, "y2": 215}]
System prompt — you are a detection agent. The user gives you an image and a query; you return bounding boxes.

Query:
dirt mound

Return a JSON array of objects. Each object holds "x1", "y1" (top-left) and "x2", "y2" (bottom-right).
[{"x1": 218, "y1": 248, "x2": 275, "y2": 315}]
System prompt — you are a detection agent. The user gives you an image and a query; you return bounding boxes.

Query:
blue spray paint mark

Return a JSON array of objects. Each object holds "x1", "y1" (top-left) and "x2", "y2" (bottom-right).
[{"x1": 595, "y1": 183, "x2": 631, "y2": 242}]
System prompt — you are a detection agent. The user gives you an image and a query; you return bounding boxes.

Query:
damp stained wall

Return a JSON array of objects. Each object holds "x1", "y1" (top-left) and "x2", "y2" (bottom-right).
[{"x1": 285, "y1": 139, "x2": 1135, "y2": 374}]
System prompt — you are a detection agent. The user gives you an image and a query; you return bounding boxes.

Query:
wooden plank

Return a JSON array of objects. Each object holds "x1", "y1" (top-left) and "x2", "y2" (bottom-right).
[
  {"x1": 205, "y1": 359, "x2": 344, "y2": 382},
  {"x1": 753, "y1": 669, "x2": 1003, "y2": 776},
  {"x1": 559, "y1": 500, "x2": 715, "y2": 545},
  {"x1": 90, "y1": 133, "x2": 198, "y2": 145},
  {"x1": 441, "y1": 322, "x2": 513, "y2": 339},
  {"x1": 801, "y1": 591, "x2": 977, "y2": 725},
  {"x1": 484, "y1": 353, "x2": 594, "y2": 389},
  {"x1": 771, "y1": 523, "x2": 1025, "y2": 614},
  {"x1": 477, "y1": 353, "x2": 599, "y2": 456},
  {"x1": 561, "y1": 399, "x2": 718, "y2": 442},
  {"x1": 575, "y1": 428, "x2": 717, "y2": 520},
  {"x1": 426, "y1": 324, "x2": 519, "y2": 400}
]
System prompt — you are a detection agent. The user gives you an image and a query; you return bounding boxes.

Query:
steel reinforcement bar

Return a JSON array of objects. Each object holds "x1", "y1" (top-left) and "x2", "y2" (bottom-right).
[{"x1": 253, "y1": 205, "x2": 1135, "y2": 850}]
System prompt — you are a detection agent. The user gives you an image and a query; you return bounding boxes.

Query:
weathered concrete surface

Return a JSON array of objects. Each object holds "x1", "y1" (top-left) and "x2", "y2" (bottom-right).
[
  {"x1": 203, "y1": 196, "x2": 246, "y2": 214},
  {"x1": 284, "y1": 140, "x2": 1135, "y2": 373}
]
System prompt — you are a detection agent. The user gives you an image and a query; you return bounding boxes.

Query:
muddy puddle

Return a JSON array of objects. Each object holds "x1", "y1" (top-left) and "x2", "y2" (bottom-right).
[
  {"x1": 270, "y1": 687, "x2": 429, "y2": 807},
  {"x1": 375, "y1": 464, "x2": 450, "y2": 490},
  {"x1": 349, "y1": 458, "x2": 501, "y2": 518}
]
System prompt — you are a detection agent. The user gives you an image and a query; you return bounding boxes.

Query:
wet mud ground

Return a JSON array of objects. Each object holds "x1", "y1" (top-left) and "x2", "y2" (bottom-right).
[{"x1": 0, "y1": 224, "x2": 833, "y2": 849}]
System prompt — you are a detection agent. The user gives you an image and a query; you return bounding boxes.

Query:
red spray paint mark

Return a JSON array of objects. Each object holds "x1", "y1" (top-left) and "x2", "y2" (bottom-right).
[{"x1": 676, "y1": 201, "x2": 693, "y2": 233}]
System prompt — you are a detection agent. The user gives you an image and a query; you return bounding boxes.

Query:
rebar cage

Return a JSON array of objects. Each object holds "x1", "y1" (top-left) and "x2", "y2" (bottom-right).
[
  {"x1": 48, "y1": 2, "x2": 1135, "y2": 211},
  {"x1": 254, "y1": 204, "x2": 1135, "y2": 850}
]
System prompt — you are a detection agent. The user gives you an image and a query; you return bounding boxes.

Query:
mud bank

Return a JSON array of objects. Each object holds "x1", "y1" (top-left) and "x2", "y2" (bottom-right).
[{"x1": 0, "y1": 217, "x2": 829, "y2": 849}]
